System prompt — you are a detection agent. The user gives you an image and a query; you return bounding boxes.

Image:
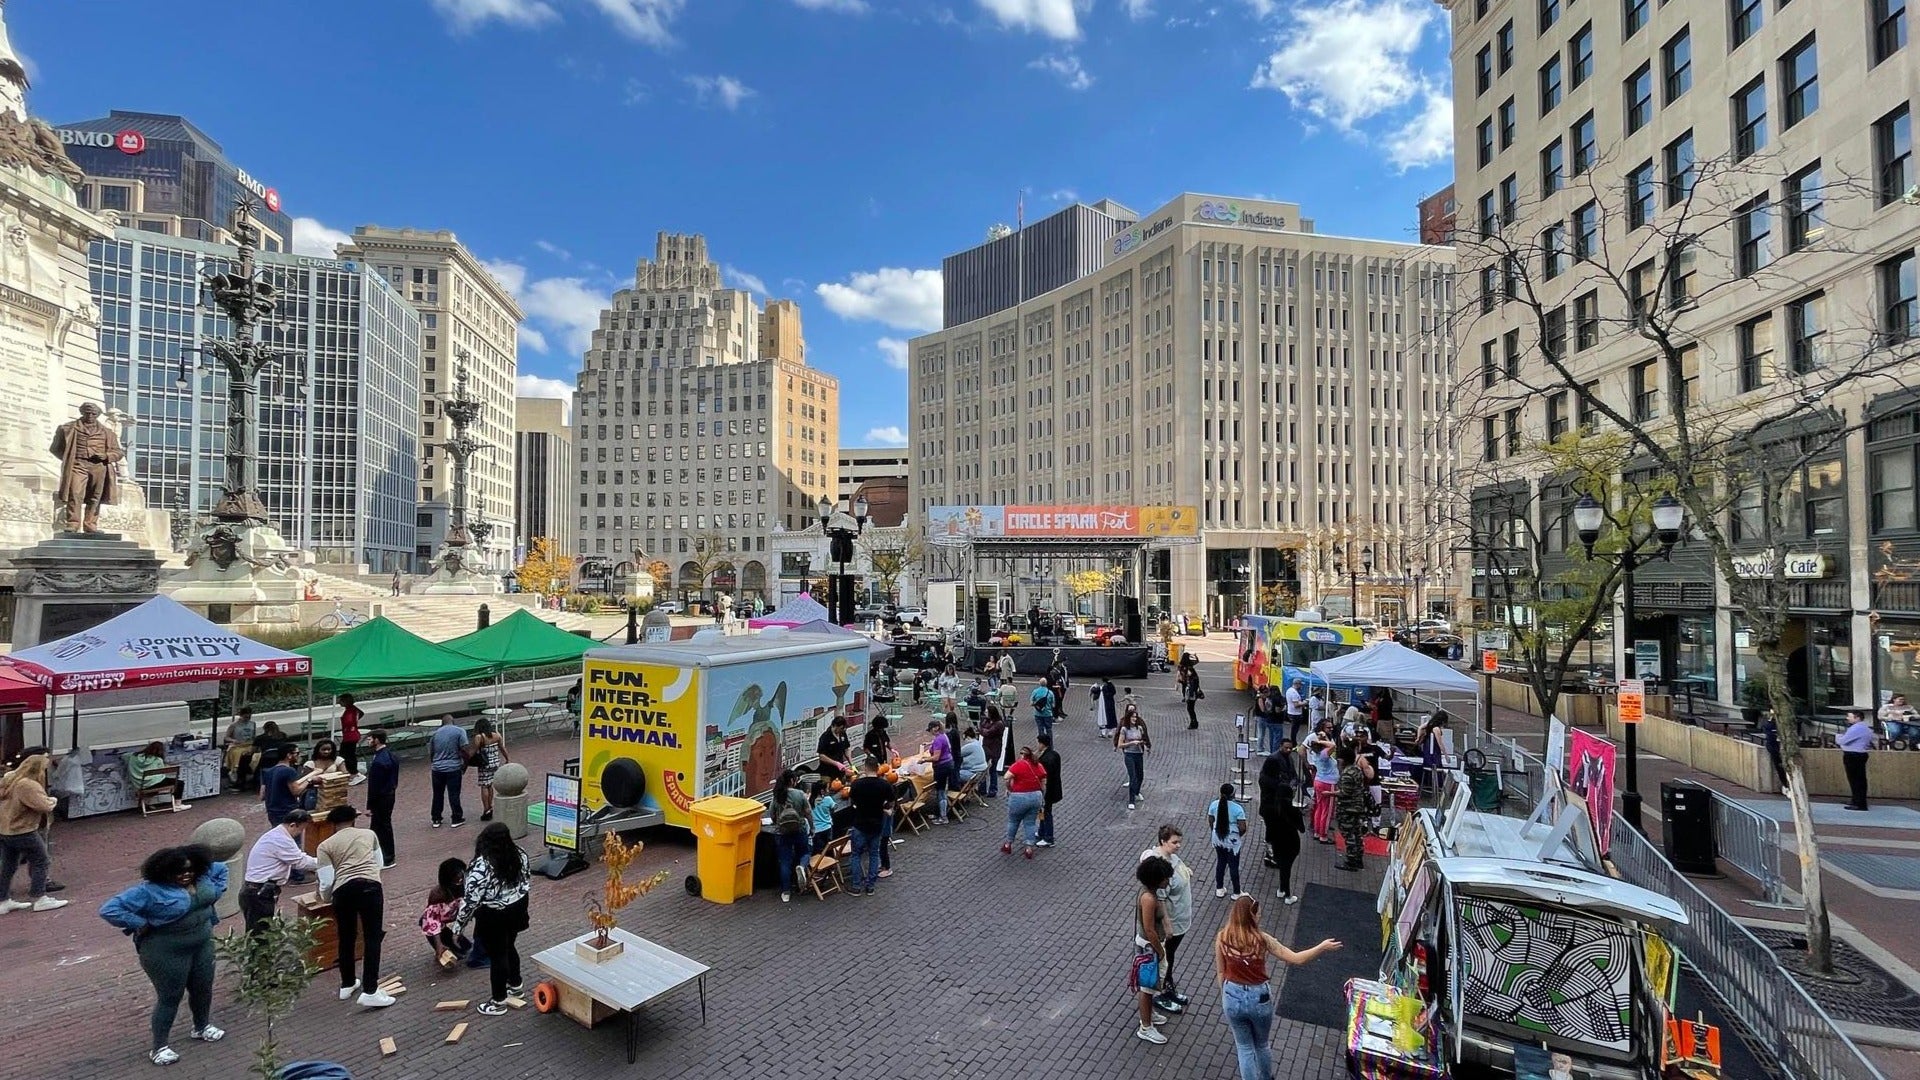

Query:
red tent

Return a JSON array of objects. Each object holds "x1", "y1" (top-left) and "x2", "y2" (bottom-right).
[{"x1": 0, "y1": 665, "x2": 46, "y2": 712}]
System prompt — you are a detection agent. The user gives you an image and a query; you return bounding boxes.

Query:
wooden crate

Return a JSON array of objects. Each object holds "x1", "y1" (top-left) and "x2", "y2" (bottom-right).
[
  {"x1": 292, "y1": 891, "x2": 362, "y2": 969},
  {"x1": 555, "y1": 979, "x2": 618, "y2": 1029}
]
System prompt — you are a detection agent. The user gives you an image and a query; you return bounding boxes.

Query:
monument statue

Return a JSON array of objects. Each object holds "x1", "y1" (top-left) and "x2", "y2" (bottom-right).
[{"x1": 48, "y1": 402, "x2": 123, "y2": 533}]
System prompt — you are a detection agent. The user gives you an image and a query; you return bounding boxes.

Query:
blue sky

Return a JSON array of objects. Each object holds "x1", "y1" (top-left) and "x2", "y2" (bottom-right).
[{"x1": 17, "y1": 0, "x2": 1454, "y2": 448}]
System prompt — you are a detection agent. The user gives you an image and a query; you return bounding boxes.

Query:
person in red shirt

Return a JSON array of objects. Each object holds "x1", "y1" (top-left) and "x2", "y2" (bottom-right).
[
  {"x1": 1001, "y1": 746, "x2": 1047, "y2": 858},
  {"x1": 337, "y1": 694, "x2": 365, "y2": 786}
]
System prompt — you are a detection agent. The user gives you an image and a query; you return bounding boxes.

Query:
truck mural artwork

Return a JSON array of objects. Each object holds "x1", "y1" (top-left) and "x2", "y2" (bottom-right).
[{"x1": 583, "y1": 665, "x2": 683, "y2": 749}]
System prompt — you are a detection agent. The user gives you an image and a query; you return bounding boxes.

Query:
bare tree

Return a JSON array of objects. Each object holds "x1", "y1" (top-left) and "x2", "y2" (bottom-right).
[
  {"x1": 859, "y1": 525, "x2": 926, "y2": 607},
  {"x1": 1444, "y1": 145, "x2": 1920, "y2": 972}
]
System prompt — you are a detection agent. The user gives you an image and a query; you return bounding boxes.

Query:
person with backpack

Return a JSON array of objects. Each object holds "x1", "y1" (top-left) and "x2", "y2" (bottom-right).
[
  {"x1": 1207, "y1": 783, "x2": 1249, "y2": 899},
  {"x1": 1029, "y1": 681, "x2": 1058, "y2": 741},
  {"x1": 770, "y1": 770, "x2": 811, "y2": 902}
]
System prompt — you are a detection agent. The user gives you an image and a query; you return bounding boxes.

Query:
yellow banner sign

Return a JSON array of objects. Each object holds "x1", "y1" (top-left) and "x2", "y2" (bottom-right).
[{"x1": 580, "y1": 658, "x2": 701, "y2": 826}]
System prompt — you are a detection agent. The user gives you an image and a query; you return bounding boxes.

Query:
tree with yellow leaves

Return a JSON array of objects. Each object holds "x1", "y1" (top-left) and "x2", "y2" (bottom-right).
[
  {"x1": 584, "y1": 833, "x2": 670, "y2": 948},
  {"x1": 516, "y1": 536, "x2": 575, "y2": 595}
]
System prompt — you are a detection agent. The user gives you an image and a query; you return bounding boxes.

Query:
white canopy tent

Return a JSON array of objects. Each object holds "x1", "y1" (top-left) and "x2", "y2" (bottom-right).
[{"x1": 1309, "y1": 640, "x2": 1479, "y2": 695}]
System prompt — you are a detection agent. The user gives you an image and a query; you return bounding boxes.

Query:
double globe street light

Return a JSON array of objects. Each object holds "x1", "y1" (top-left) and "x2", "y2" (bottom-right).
[
  {"x1": 817, "y1": 494, "x2": 870, "y2": 625},
  {"x1": 1571, "y1": 490, "x2": 1687, "y2": 834}
]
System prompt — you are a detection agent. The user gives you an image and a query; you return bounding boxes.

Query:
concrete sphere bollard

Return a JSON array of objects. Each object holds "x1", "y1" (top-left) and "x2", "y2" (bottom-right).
[
  {"x1": 492, "y1": 762, "x2": 530, "y2": 797},
  {"x1": 193, "y1": 817, "x2": 246, "y2": 920}
]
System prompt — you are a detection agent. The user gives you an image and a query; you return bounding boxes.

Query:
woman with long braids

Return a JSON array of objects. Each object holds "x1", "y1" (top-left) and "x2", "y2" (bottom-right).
[{"x1": 458, "y1": 823, "x2": 533, "y2": 1015}]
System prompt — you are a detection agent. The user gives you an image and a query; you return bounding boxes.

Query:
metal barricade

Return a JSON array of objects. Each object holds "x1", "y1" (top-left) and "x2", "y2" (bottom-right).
[
  {"x1": 1609, "y1": 818, "x2": 1883, "y2": 1080},
  {"x1": 1707, "y1": 790, "x2": 1787, "y2": 906}
]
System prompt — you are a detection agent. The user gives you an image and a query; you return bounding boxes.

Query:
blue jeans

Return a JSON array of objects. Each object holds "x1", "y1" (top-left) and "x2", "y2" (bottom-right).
[
  {"x1": 1214, "y1": 846, "x2": 1242, "y2": 893},
  {"x1": 1259, "y1": 719, "x2": 1285, "y2": 754},
  {"x1": 932, "y1": 761, "x2": 955, "y2": 820},
  {"x1": 1221, "y1": 980, "x2": 1274, "y2": 1080},
  {"x1": 1034, "y1": 713, "x2": 1054, "y2": 740},
  {"x1": 775, "y1": 830, "x2": 809, "y2": 893},
  {"x1": 1123, "y1": 750, "x2": 1145, "y2": 802},
  {"x1": 1005, "y1": 791, "x2": 1042, "y2": 847},
  {"x1": 849, "y1": 826, "x2": 883, "y2": 891},
  {"x1": 1038, "y1": 799, "x2": 1056, "y2": 843}
]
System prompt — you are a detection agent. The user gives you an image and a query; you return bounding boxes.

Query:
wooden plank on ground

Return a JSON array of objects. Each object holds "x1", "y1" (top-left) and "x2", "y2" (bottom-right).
[
  {"x1": 378, "y1": 1037, "x2": 397, "y2": 1056},
  {"x1": 435, "y1": 999, "x2": 470, "y2": 1011},
  {"x1": 445, "y1": 1022, "x2": 469, "y2": 1044}
]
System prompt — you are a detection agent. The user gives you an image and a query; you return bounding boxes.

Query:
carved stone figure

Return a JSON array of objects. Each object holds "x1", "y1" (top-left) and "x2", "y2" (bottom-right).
[{"x1": 48, "y1": 402, "x2": 124, "y2": 532}]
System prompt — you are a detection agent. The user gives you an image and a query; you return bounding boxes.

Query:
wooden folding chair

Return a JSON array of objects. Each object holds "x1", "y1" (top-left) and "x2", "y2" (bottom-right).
[
  {"x1": 948, "y1": 773, "x2": 980, "y2": 821},
  {"x1": 897, "y1": 779, "x2": 931, "y2": 833},
  {"x1": 136, "y1": 765, "x2": 183, "y2": 816},
  {"x1": 807, "y1": 835, "x2": 850, "y2": 900}
]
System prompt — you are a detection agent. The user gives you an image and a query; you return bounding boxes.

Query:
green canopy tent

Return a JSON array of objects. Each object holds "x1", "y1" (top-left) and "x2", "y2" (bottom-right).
[
  {"x1": 295, "y1": 616, "x2": 499, "y2": 696},
  {"x1": 443, "y1": 608, "x2": 597, "y2": 709}
]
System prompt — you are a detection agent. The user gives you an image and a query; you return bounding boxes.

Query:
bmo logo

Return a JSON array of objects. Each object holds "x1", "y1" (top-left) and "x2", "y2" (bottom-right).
[
  {"x1": 262, "y1": 188, "x2": 281, "y2": 213},
  {"x1": 57, "y1": 128, "x2": 146, "y2": 154}
]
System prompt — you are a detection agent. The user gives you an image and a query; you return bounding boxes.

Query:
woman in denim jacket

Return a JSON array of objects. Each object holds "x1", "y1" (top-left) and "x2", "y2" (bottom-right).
[{"x1": 100, "y1": 845, "x2": 230, "y2": 1067}]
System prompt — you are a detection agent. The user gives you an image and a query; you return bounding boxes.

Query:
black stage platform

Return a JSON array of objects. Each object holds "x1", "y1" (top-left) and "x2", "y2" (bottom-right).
[{"x1": 964, "y1": 643, "x2": 1150, "y2": 679}]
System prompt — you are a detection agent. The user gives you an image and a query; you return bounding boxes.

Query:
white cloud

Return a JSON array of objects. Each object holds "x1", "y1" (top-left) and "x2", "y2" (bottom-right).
[
  {"x1": 1121, "y1": 0, "x2": 1152, "y2": 17},
  {"x1": 864, "y1": 425, "x2": 908, "y2": 447},
  {"x1": 534, "y1": 239, "x2": 572, "y2": 261},
  {"x1": 1029, "y1": 52, "x2": 1093, "y2": 91},
  {"x1": 292, "y1": 217, "x2": 351, "y2": 258},
  {"x1": 877, "y1": 337, "x2": 910, "y2": 370},
  {"x1": 1250, "y1": 0, "x2": 1436, "y2": 132},
  {"x1": 521, "y1": 277, "x2": 609, "y2": 354},
  {"x1": 430, "y1": 0, "x2": 558, "y2": 32},
  {"x1": 1047, "y1": 188, "x2": 1079, "y2": 203},
  {"x1": 976, "y1": 0, "x2": 1079, "y2": 39},
  {"x1": 1385, "y1": 87, "x2": 1454, "y2": 171},
  {"x1": 815, "y1": 268, "x2": 943, "y2": 333},
  {"x1": 793, "y1": 0, "x2": 868, "y2": 11},
  {"x1": 515, "y1": 374, "x2": 574, "y2": 424},
  {"x1": 724, "y1": 265, "x2": 768, "y2": 294},
  {"x1": 519, "y1": 325, "x2": 551, "y2": 353},
  {"x1": 1241, "y1": 0, "x2": 1279, "y2": 16},
  {"x1": 583, "y1": 0, "x2": 683, "y2": 45},
  {"x1": 685, "y1": 74, "x2": 756, "y2": 111},
  {"x1": 479, "y1": 258, "x2": 528, "y2": 296}
]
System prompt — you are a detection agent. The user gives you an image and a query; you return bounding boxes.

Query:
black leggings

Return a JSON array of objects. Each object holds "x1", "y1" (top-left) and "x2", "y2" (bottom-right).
[
  {"x1": 473, "y1": 899, "x2": 526, "y2": 1003},
  {"x1": 1185, "y1": 698, "x2": 1198, "y2": 724},
  {"x1": 1162, "y1": 933, "x2": 1185, "y2": 993},
  {"x1": 331, "y1": 878, "x2": 385, "y2": 992},
  {"x1": 341, "y1": 740, "x2": 360, "y2": 777}
]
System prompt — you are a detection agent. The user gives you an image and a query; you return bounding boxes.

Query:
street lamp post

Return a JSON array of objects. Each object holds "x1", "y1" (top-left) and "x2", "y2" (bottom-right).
[
  {"x1": 1574, "y1": 491, "x2": 1687, "y2": 834},
  {"x1": 1342, "y1": 544, "x2": 1374, "y2": 622},
  {"x1": 818, "y1": 494, "x2": 870, "y2": 625},
  {"x1": 190, "y1": 197, "x2": 281, "y2": 526}
]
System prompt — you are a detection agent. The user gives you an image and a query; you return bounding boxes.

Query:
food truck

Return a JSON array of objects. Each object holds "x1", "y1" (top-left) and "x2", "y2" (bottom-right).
[
  {"x1": 1358, "y1": 772, "x2": 1694, "y2": 1079},
  {"x1": 578, "y1": 631, "x2": 870, "y2": 830}
]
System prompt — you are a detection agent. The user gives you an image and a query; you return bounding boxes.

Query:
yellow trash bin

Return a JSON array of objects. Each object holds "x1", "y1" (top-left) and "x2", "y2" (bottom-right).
[
  {"x1": 1168, "y1": 641, "x2": 1185, "y2": 666},
  {"x1": 689, "y1": 795, "x2": 766, "y2": 904}
]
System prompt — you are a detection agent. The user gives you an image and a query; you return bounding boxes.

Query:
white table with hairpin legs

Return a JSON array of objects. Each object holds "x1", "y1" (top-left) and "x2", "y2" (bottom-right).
[{"x1": 530, "y1": 927, "x2": 708, "y2": 1062}]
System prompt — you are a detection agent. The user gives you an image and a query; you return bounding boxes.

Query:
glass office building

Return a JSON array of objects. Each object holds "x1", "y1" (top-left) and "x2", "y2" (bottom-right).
[
  {"x1": 56, "y1": 111, "x2": 294, "y2": 248},
  {"x1": 89, "y1": 231, "x2": 421, "y2": 570}
]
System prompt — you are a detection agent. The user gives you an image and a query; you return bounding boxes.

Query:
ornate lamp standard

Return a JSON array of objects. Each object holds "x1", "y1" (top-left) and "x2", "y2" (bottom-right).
[
  {"x1": 1337, "y1": 542, "x2": 1374, "y2": 622},
  {"x1": 817, "y1": 494, "x2": 870, "y2": 625},
  {"x1": 1573, "y1": 491, "x2": 1687, "y2": 834},
  {"x1": 192, "y1": 197, "x2": 280, "y2": 527},
  {"x1": 440, "y1": 362, "x2": 484, "y2": 553}
]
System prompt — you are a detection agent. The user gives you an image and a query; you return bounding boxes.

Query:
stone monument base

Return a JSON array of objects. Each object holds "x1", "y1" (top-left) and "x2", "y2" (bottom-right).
[
  {"x1": 417, "y1": 545, "x2": 501, "y2": 596},
  {"x1": 159, "y1": 521, "x2": 304, "y2": 628},
  {"x1": 7, "y1": 531, "x2": 161, "y2": 648}
]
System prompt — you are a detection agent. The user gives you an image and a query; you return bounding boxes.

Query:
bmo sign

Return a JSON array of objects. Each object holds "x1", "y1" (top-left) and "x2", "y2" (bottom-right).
[{"x1": 58, "y1": 128, "x2": 147, "y2": 155}]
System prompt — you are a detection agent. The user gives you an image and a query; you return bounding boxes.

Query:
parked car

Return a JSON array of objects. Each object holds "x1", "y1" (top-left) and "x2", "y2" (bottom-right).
[
  {"x1": 655, "y1": 600, "x2": 686, "y2": 615},
  {"x1": 1411, "y1": 617, "x2": 1453, "y2": 634},
  {"x1": 852, "y1": 606, "x2": 890, "y2": 622},
  {"x1": 894, "y1": 607, "x2": 927, "y2": 626}
]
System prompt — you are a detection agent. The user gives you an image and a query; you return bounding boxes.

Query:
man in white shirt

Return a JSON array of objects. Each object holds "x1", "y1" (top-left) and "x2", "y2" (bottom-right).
[
  {"x1": 1306, "y1": 688, "x2": 1326, "y2": 740},
  {"x1": 239, "y1": 809, "x2": 317, "y2": 933},
  {"x1": 1284, "y1": 680, "x2": 1307, "y2": 743}
]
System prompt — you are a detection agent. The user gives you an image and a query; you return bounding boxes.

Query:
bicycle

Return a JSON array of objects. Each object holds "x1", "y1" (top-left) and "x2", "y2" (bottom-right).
[{"x1": 315, "y1": 601, "x2": 368, "y2": 631}]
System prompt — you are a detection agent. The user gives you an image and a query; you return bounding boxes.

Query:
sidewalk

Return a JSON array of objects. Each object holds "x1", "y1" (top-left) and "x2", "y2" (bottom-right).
[{"x1": 1485, "y1": 703, "x2": 1920, "y2": 1080}]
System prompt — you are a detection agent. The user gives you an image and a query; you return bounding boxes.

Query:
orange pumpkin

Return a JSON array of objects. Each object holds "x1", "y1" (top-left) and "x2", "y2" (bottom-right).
[{"x1": 830, "y1": 780, "x2": 846, "y2": 794}]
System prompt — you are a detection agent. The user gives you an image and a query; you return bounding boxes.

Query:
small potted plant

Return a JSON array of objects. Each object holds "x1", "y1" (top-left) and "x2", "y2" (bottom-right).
[
  {"x1": 1740, "y1": 679, "x2": 1769, "y2": 726},
  {"x1": 578, "y1": 833, "x2": 669, "y2": 963}
]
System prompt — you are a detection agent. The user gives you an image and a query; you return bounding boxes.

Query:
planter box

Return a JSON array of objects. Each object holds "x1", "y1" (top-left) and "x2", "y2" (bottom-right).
[
  {"x1": 575, "y1": 936, "x2": 624, "y2": 964},
  {"x1": 1792, "y1": 747, "x2": 1920, "y2": 800},
  {"x1": 1603, "y1": 709, "x2": 1772, "y2": 794},
  {"x1": 1487, "y1": 676, "x2": 1606, "y2": 728}
]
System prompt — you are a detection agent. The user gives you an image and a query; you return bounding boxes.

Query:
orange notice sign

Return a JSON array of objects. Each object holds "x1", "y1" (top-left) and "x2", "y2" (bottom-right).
[
  {"x1": 1481, "y1": 650, "x2": 1499, "y2": 673},
  {"x1": 1618, "y1": 678, "x2": 1646, "y2": 725}
]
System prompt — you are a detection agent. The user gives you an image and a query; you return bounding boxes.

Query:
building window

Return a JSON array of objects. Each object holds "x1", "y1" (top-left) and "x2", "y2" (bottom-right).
[
  {"x1": 1573, "y1": 200, "x2": 1599, "y2": 260},
  {"x1": 1540, "y1": 0, "x2": 1560, "y2": 32},
  {"x1": 1483, "y1": 416, "x2": 1499, "y2": 461},
  {"x1": 1662, "y1": 28, "x2": 1692, "y2": 103},
  {"x1": 1883, "y1": 251, "x2": 1918, "y2": 342},
  {"x1": 1875, "y1": 0, "x2": 1908, "y2": 65},
  {"x1": 1578, "y1": 380, "x2": 1601, "y2": 432},
  {"x1": 1786, "y1": 161, "x2": 1825, "y2": 251},
  {"x1": 1781, "y1": 36, "x2": 1818, "y2": 127},
  {"x1": 1574, "y1": 291, "x2": 1600, "y2": 350},
  {"x1": 1539, "y1": 55, "x2": 1563, "y2": 115},
  {"x1": 1731, "y1": 0, "x2": 1762, "y2": 47},
  {"x1": 1799, "y1": 460, "x2": 1845, "y2": 537},
  {"x1": 1476, "y1": 44, "x2": 1495, "y2": 94},
  {"x1": 1541, "y1": 138, "x2": 1565, "y2": 194},
  {"x1": 1738, "y1": 314, "x2": 1774, "y2": 391},
  {"x1": 1481, "y1": 341, "x2": 1498, "y2": 388},
  {"x1": 1499, "y1": 97, "x2": 1517, "y2": 148},
  {"x1": 1731, "y1": 486, "x2": 1764, "y2": 541},
  {"x1": 1542, "y1": 223, "x2": 1567, "y2": 278},
  {"x1": 1505, "y1": 408, "x2": 1523, "y2": 455},
  {"x1": 1479, "y1": 267, "x2": 1498, "y2": 313},
  {"x1": 1624, "y1": 0, "x2": 1649, "y2": 38},
  {"x1": 1877, "y1": 106, "x2": 1912, "y2": 206},
  {"x1": 1543, "y1": 305, "x2": 1568, "y2": 359},
  {"x1": 1871, "y1": 446, "x2": 1917, "y2": 532},
  {"x1": 1631, "y1": 360, "x2": 1659, "y2": 421},
  {"x1": 1667, "y1": 242, "x2": 1696, "y2": 307},
  {"x1": 1498, "y1": 20, "x2": 1514, "y2": 71},
  {"x1": 1478, "y1": 191, "x2": 1498, "y2": 237},
  {"x1": 1628, "y1": 260, "x2": 1656, "y2": 324},
  {"x1": 1627, "y1": 160, "x2": 1656, "y2": 229},
  {"x1": 1499, "y1": 174, "x2": 1518, "y2": 224},
  {"x1": 1477, "y1": 118, "x2": 1496, "y2": 167},
  {"x1": 1625, "y1": 64, "x2": 1653, "y2": 134},
  {"x1": 1571, "y1": 111, "x2": 1596, "y2": 174},
  {"x1": 1733, "y1": 77, "x2": 1768, "y2": 160},
  {"x1": 1788, "y1": 291, "x2": 1826, "y2": 373},
  {"x1": 1736, "y1": 197, "x2": 1774, "y2": 277},
  {"x1": 1504, "y1": 329, "x2": 1521, "y2": 378},
  {"x1": 1663, "y1": 130, "x2": 1696, "y2": 205},
  {"x1": 1547, "y1": 392, "x2": 1570, "y2": 440},
  {"x1": 1569, "y1": 23, "x2": 1594, "y2": 88}
]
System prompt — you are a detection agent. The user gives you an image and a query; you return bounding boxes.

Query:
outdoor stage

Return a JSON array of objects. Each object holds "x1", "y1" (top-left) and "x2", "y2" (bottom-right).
[{"x1": 965, "y1": 643, "x2": 1151, "y2": 679}]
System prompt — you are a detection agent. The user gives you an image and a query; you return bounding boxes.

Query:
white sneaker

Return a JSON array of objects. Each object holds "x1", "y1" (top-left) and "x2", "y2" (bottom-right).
[
  {"x1": 30, "y1": 896, "x2": 68, "y2": 912},
  {"x1": 1128, "y1": 803, "x2": 1137, "y2": 811},
  {"x1": 1151, "y1": 1011, "x2": 1171, "y2": 1026},
  {"x1": 781, "y1": 891, "x2": 792, "y2": 903},
  {"x1": 1136, "y1": 1024, "x2": 1168, "y2": 1044},
  {"x1": 1215, "y1": 887, "x2": 1227, "y2": 898},
  {"x1": 349, "y1": 775, "x2": 366, "y2": 786},
  {"x1": 151, "y1": 1046, "x2": 180, "y2": 1066},
  {"x1": 171, "y1": 803, "x2": 192, "y2": 812},
  {"x1": 356, "y1": 991, "x2": 396, "y2": 1008},
  {"x1": 0, "y1": 899, "x2": 27, "y2": 914},
  {"x1": 1283, "y1": 894, "x2": 1300, "y2": 906},
  {"x1": 190, "y1": 1025, "x2": 224, "y2": 1042},
  {"x1": 338, "y1": 981, "x2": 360, "y2": 1001}
]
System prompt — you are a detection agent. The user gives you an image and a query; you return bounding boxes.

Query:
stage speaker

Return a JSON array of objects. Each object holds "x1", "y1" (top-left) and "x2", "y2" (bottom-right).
[
  {"x1": 1122, "y1": 595, "x2": 1142, "y2": 645},
  {"x1": 976, "y1": 596, "x2": 993, "y2": 642}
]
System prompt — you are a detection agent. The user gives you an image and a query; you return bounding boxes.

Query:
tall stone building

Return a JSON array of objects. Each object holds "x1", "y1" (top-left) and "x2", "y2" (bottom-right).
[
  {"x1": 760, "y1": 298, "x2": 805, "y2": 364},
  {"x1": 571, "y1": 233, "x2": 838, "y2": 607},
  {"x1": 911, "y1": 193, "x2": 1457, "y2": 623},
  {"x1": 337, "y1": 226, "x2": 522, "y2": 573},
  {"x1": 513, "y1": 395, "x2": 572, "y2": 560}
]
